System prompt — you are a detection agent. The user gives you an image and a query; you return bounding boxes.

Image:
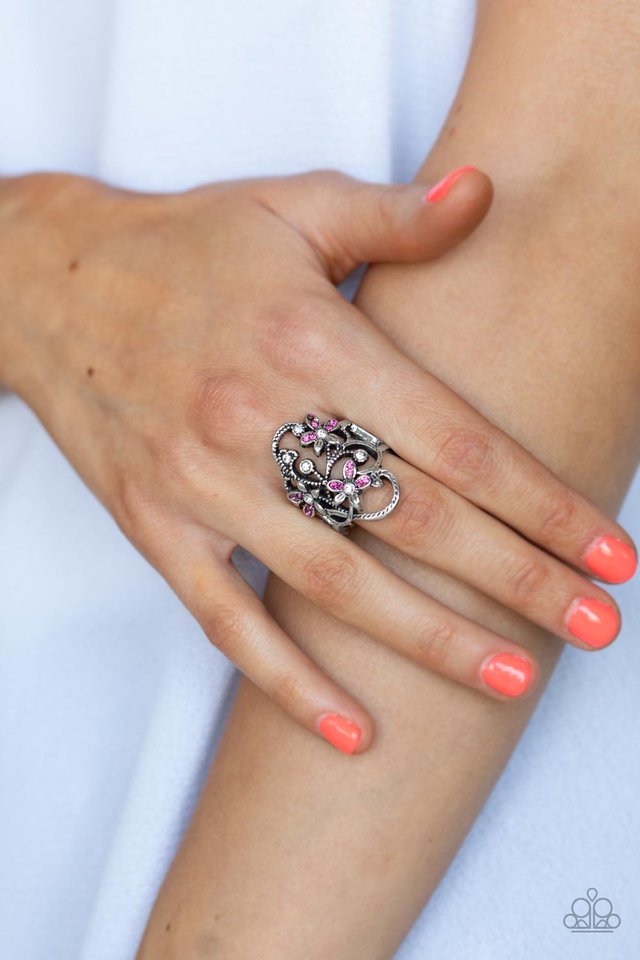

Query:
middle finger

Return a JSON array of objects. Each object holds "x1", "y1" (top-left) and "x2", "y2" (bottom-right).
[{"x1": 353, "y1": 452, "x2": 621, "y2": 651}]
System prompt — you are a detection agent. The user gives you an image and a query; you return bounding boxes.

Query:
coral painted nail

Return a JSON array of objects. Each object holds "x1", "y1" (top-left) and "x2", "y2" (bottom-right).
[
  {"x1": 565, "y1": 597, "x2": 619, "y2": 649},
  {"x1": 318, "y1": 713, "x2": 362, "y2": 755},
  {"x1": 481, "y1": 653, "x2": 533, "y2": 698},
  {"x1": 425, "y1": 165, "x2": 478, "y2": 203},
  {"x1": 583, "y1": 536, "x2": 637, "y2": 583}
]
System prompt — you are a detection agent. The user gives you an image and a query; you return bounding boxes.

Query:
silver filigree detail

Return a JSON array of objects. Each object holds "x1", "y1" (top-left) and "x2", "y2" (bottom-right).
[{"x1": 272, "y1": 413, "x2": 399, "y2": 533}]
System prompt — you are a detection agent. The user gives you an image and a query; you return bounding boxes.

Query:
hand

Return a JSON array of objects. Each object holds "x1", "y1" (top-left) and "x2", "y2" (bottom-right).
[{"x1": 1, "y1": 168, "x2": 635, "y2": 753}]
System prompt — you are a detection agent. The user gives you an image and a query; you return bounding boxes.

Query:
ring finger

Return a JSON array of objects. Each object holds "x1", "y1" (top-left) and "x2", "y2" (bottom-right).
[{"x1": 223, "y1": 476, "x2": 541, "y2": 701}]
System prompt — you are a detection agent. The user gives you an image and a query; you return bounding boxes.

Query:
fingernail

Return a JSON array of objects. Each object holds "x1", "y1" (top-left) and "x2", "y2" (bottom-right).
[
  {"x1": 481, "y1": 653, "x2": 534, "y2": 698},
  {"x1": 565, "y1": 597, "x2": 620, "y2": 649},
  {"x1": 583, "y1": 535, "x2": 638, "y2": 583},
  {"x1": 318, "y1": 713, "x2": 362, "y2": 755},
  {"x1": 425, "y1": 165, "x2": 478, "y2": 203}
]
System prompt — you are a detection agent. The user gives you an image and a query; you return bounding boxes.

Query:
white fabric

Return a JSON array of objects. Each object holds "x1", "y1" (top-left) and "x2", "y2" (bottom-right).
[{"x1": 0, "y1": 2, "x2": 638, "y2": 958}]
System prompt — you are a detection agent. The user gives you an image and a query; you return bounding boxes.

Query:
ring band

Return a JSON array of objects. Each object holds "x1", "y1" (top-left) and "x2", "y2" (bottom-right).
[{"x1": 272, "y1": 412, "x2": 401, "y2": 533}]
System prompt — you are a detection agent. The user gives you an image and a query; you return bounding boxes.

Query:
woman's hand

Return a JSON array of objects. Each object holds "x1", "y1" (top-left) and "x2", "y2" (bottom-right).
[{"x1": 0, "y1": 168, "x2": 635, "y2": 753}]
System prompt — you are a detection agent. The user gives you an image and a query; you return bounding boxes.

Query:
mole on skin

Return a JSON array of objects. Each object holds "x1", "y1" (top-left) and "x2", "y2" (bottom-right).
[
  {"x1": 86, "y1": 367, "x2": 94, "y2": 377},
  {"x1": 68, "y1": 259, "x2": 79, "y2": 272}
]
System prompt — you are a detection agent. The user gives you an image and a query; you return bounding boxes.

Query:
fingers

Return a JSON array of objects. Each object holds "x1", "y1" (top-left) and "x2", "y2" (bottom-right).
[
  {"x1": 356, "y1": 453, "x2": 622, "y2": 651},
  {"x1": 143, "y1": 519, "x2": 375, "y2": 756},
  {"x1": 250, "y1": 166, "x2": 493, "y2": 282},
  {"x1": 324, "y1": 306, "x2": 638, "y2": 584},
  {"x1": 229, "y1": 485, "x2": 541, "y2": 703}
]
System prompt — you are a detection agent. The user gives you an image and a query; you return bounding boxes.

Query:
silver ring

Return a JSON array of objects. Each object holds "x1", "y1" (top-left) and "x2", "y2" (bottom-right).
[{"x1": 272, "y1": 412, "x2": 400, "y2": 534}]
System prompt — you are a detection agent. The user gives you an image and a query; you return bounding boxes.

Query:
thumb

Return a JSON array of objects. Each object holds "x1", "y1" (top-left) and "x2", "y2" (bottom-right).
[{"x1": 254, "y1": 166, "x2": 493, "y2": 283}]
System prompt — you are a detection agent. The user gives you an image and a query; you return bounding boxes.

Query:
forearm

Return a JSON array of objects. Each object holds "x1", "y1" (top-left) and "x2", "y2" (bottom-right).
[
  {"x1": 137, "y1": 4, "x2": 640, "y2": 957},
  {"x1": 432, "y1": 0, "x2": 640, "y2": 193}
]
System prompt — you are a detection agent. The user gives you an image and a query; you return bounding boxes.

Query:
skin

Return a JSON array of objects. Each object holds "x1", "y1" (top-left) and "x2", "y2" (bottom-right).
[
  {"x1": 0, "y1": 165, "x2": 630, "y2": 757},
  {"x1": 0, "y1": 0, "x2": 637, "y2": 955},
  {"x1": 132, "y1": 0, "x2": 640, "y2": 957}
]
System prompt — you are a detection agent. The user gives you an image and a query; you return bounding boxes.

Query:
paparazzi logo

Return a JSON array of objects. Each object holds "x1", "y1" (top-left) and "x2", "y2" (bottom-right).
[{"x1": 563, "y1": 887, "x2": 621, "y2": 932}]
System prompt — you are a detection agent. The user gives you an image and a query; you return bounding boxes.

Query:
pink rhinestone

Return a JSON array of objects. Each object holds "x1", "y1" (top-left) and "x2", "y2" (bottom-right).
[
  {"x1": 306, "y1": 413, "x2": 320, "y2": 429},
  {"x1": 343, "y1": 459, "x2": 356, "y2": 480},
  {"x1": 301, "y1": 431, "x2": 317, "y2": 443},
  {"x1": 355, "y1": 476, "x2": 371, "y2": 489},
  {"x1": 303, "y1": 503, "x2": 315, "y2": 517},
  {"x1": 327, "y1": 479, "x2": 344, "y2": 492},
  {"x1": 324, "y1": 418, "x2": 339, "y2": 431},
  {"x1": 288, "y1": 492, "x2": 303, "y2": 502}
]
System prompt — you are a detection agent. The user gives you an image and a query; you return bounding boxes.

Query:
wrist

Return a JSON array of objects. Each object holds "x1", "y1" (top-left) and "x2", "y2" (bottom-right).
[
  {"x1": 0, "y1": 173, "x2": 63, "y2": 391},
  {"x1": 0, "y1": 172, "x2": 107, "y2": 395}
]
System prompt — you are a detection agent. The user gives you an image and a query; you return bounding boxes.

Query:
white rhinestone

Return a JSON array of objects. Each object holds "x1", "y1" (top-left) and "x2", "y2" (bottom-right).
[
  {"x1": 281, "y1": 450, "x2": 295, "y2": 463},
  {"x1": 291, "y1": 424, "x2": 304, "y2": 436},
  {"x1": 354, "y1": 450, "x2": 367, "y2": 463},
  {"x1": 343, "y1": 482, "x2": 356, "y2": 495},
  {"x1": 300, "y1": 459, "x2": 313, "y2": 474},
  {"x1": 317, "y1": 428, "x2": 327, "y2": 439}
]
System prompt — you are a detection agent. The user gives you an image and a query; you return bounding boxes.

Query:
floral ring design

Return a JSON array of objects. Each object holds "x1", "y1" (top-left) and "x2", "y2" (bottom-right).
[{"x1": 272, "y1": 412, "x2": 401, "y2": 534}]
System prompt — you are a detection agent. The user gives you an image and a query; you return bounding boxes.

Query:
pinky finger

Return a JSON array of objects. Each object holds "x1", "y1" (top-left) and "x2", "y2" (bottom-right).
[{"x1": 163, "y1": 529, "x2": 374, "y2": 756}]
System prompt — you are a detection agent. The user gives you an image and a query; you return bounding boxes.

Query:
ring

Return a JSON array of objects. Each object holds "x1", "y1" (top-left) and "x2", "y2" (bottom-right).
[{"x1": 272, "y1": 412, "x2": 401, "y2": 533}]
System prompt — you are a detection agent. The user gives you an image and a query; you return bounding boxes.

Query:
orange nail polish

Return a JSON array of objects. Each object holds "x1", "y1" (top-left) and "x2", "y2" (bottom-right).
[
  {"x1": 565, "y1": 597, "x2": 619, "y2": 649},
  {"x1": 583, "y1": 536, "x2": 637, "y2": 583},
  {"x1": 425, "y1": 165, "x2": 478, "y2": 203},
  {"x1": 480, "y1": 653, "x2": 533, "y2": 698},
  {"x1": 318, "y1": 713, "x2": 362, "y2": 755}
]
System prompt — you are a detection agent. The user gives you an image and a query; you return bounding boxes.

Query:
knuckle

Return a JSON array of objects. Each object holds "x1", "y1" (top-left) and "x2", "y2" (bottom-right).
[
  {"x1": 414, "y1": 619, "x2": 457, "y2": 671},
  {"x1": 302, "y1": 168, "x2": 354, "y2": 192},
  {"x1": 201, "y1": 604, "x2": 246, "y2": 657},
  {"x1": 537, "y1": 488, "x2": 580, "y2": 542},
  {"x1": 507, "y1": 555, "x2": 550, "y2": 608},
  {"x1": 300, "y1": 545, "x2": 357, "y2": 607},
  {"x1": 269, "y1": 670, "x2": 309, "y2": 713},
  {"x1": 375, "y1": 184, "x2": 402, "y2": 231},
  {"x1": 189, "y1": 371, "x2": 264, "y2": 447},
  {"x1": 111, "y1": 472, "x2": 148, "y2": 540},
  {"x1": 150, "y1": 431, "x2": 199, "y2": 490},
  {"x1": 392, "y1": 483, "x2": 450, "y2": 548},
  {"x1": 431, "y1": 425, "x2": 496, "y2": 493},
  {"x1": 258, "y1": 300, "x2": 338, "y2": 377},
  {"x1": 132, "y1": 429, "x2": 226, "y2": 514}
]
